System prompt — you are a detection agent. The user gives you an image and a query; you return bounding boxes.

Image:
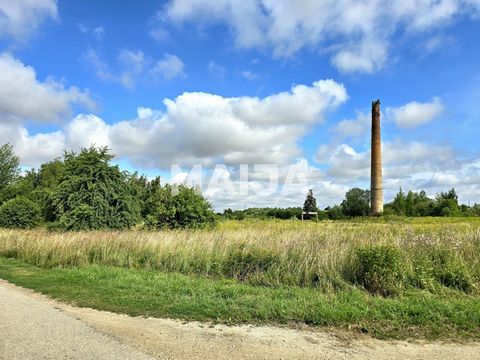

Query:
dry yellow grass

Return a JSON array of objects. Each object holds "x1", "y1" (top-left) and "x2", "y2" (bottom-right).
[{"x1": 1, "y1": 218, "x2": 479, "y2": 291}]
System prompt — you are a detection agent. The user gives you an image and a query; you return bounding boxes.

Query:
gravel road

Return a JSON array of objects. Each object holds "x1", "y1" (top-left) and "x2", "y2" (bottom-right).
[
  {"x1": 0, "y1": 280, "x2": 153, "y2": 360},
  {"x1": 1, "y1": 279, "x2": 479, "y2": 360}
]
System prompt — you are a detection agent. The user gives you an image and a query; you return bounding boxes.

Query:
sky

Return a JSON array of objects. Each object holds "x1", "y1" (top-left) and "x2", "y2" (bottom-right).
[{"x1": 1, "y1": 0, "x2": 480, "y2": 210}]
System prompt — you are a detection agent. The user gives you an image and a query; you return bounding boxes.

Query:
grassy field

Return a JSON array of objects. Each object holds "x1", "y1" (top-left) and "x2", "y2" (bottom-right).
[{"x1": 0, "y1": 218, "x2": 479, "y2": 340}]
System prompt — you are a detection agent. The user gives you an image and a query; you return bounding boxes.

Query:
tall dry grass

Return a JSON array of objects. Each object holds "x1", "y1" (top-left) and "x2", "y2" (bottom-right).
[{"x1": 0, "y1": 219, "x2": 479, "y2": 292}]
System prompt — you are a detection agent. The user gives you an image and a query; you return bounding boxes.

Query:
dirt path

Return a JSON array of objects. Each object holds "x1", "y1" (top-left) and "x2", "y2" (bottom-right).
[
  {"x1": 1, "y1": 279, "x2": 479, "y2": 360},
  {"x1": 0, "y1": 280, "x2": 153, "y2": 360}
]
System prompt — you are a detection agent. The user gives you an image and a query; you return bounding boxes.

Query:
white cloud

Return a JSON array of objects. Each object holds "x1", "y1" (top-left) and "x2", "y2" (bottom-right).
[
  {"x1": 316, "y1": 140, "x2": 456, "y2": 182},
  {"x1": 152, "y1": 53, "x2": 186, "y2": 80},
  {"x1": 84, "y1": 48, "x2": 146, "y2": 89},
  {"x1": 85, "y1": 50, "x2": 185, "y2": 88},
  {"x1": 92, "y1": 27, "x2": 105, "y2": 40},
  {"x1": 331, "y1": 37, "x2": 388, "y2": 74},
  {"x1": 6, "y1": 79, "x2": 347, "y2": 170},
  {"x1": 118, "y1": 49, "x2": 145, "y2": 74},
  {"x1": 64, "y1": 114, "x2": 110, "y2": 150},
  {"x1": 208, "y1": 61, "x2": 227, "y2": 79},
  {"x1": 117, "y1": 49, "x2": 146, "y2": 88},
  {"x1": 241, "y1": 70, "x2": 259, "y2": 80},
  {"x1": 331, "y1": 112, "x2": 370, "y2": 140},
  {"x1": 196, "y1": 160, "x2": 345, "y2": 210},
  {"x1": 78, "y1": 23, "x2": 105, "y2": 41},
  {"x1": 388, "y1": 97, "x2": 444, "y2": 129},
  {"x1": 0, "y1": 0, "x2": 57, "y2": 42},
  {"x1": 162, "y1": 0, "x2": 480, "y2": 73},
  {"x1": 0, "y1": 53, "x2": 94, "y2": 123},
  {"x1": 0, "y1": 122, "x2": 65, "y2": 167}
]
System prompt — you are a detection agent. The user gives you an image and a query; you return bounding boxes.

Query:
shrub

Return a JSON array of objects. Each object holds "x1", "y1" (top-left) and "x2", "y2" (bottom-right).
[
  {"x1": 140, "y1": 181, "x2": 216, "y2": 230},
  {"x1": 170, "y1": 185, "x2": 216, "y2": 229},
  {"x1": 432, "y1": 249, "x2": 473, "y2": 292},
  {"x1": 407, "y1": 254, "x2": 436, "y2": 290},
  {"x1": 349, "y1": 244, "x2": 406, "y2": 296},
  {"x1": 0, "y1": 197, "x2": 41, "y2": 228}
]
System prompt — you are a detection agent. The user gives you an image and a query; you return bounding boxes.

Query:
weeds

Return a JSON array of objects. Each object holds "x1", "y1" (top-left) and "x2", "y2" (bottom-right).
[{"x1": 0, "y1": 218, "x2": 479, "y2": 295}]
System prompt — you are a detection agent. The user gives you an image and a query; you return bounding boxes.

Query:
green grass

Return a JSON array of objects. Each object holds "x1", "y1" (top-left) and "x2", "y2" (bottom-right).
[
  {"x1": 1, "y1": 256, "x2": 479, "y2": 341},
  {"x1": 1, "y1": 219, "x2": 479, "y2": 340}
]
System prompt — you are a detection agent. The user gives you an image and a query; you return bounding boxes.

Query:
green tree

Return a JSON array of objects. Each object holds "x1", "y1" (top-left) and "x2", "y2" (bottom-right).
[
  {"x1": 169, "y1": 185, "x2": 216, "y2": 229},
  {"x1": 303, "y1": 189, "x2": 317, "y2": 212},
  {"x1": 327, "y1": 205, "x2": 345, "y2": 220},
  {"x1": 0, "y1": 172, "x2": 36, "y2": 204},
  {"x1": 37, "y1": 159, "x2": 65, "y2": 189},
  {"x1": 405, "y1": 190, "x2": 415, "y2": 216},
  {"x1": 0, "y1": 197, "x2": 41, "y2": 228},
  {"x1": 35, "y1": 159, "x2": 66, "y2": 222},
  {"x1": 434, "y1": 188, "x2": 460, "y2": 217},
  {"x1": 413, "y1": 190, "x2": 435, "y2": 216},
  {"x1": 341, "y1": 188, "x2": 370, "y2": 217},
  {"x1": 50, "y1": 147, "x2": 141, "y2": 230},
  {"x1": 130, "y1": 176, "x2": 215, "y2": 229},
  {"x1": 391, "y1": 188, "x2": 406, "y2": 215},
  {"x1": 0, "y1": 143, "x2": 20, "y2": 191}
]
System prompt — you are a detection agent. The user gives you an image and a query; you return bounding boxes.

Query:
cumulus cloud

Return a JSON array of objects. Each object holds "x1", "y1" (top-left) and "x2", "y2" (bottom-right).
[
  {"x1": 0, "y1": 122, "x2": 64, "y2": 167},
  {"x1": 315, "y1": 139, "x2": 456, "y2": 183},
  {"x1": 388, "y1": 97, "x2": 444, "y2": 129},
  {"x1": 0, "y1": 53, "x2": 94, "y2": 123},
  {"x1": 195, "y1": 160, "x2": 346, "y2": 210},
  {"x1": 0, "y1": 0, "x2": 57, "y2": 42},
  {"x1": 331, "y1": 112, "x2": 371, "y2": 141},
  {"x1": 313, "y1": 138, "x2": 476, "y2": 205},
  {"x1": 161, "y1": 0, "x2": 480, "y2": 73},
  {"x1": 4, "y1": 79, "x2": 346, "y2": 171},
  {"x1": 152, "y1": 53, "x2": 185, "y2": 80}
]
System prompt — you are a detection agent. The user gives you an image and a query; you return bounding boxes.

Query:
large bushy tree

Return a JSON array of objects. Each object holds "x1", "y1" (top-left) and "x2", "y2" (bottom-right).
[
  {"x1": 341, "y1": 188, "x2": 370, "y2": 217},
  {"x1": 50, "y1": 147, "x2": 141, "y2": 230},
  {"x1": 434, "y1": 188, "x2": 460, "y2": 216}
]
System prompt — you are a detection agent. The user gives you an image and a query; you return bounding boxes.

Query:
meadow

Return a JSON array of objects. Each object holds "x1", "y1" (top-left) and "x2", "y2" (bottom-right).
[{"x1": 1, "y1": 218, "x2": 480, "y2": 339}]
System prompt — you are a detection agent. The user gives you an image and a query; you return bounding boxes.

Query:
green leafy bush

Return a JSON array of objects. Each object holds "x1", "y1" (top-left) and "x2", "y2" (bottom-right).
[
  {"x1": 135, "y1": 178, "x2": 216, "y2": 229},
  {"x1": 349, "y1": 244, "x2": 406, "y2": 296},
  {"x1": 407, "y1": 254, "x2": 436, "y2": 290},
  {"x1": 0, "y1": 197, "x2": 41, "y2": 228},
  {"x1": 432, "y1": 249, "x2": 473, "y2": 292}
]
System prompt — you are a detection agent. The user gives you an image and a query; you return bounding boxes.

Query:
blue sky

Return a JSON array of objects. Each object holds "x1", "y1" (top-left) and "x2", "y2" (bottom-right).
[{"x1": 1, "y1": 0, "x2": 480, "y2": 210}]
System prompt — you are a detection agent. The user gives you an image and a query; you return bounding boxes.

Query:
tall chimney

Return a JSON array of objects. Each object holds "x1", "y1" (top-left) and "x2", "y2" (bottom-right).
[{"x1": 371, "y1": 99, "x2": 383, "y2": 215}]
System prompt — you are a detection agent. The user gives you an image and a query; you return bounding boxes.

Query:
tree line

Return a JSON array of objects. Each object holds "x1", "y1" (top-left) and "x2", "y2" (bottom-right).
[
  {"x1": 2, "y1": 142, "x2": 478, "y2": 229},
  {"x1": 221, "y1": 187, "x2": 480, "y2": 220},
  {"x1": 0, "y1": 144, "x2": 215, "y2": 230}
]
